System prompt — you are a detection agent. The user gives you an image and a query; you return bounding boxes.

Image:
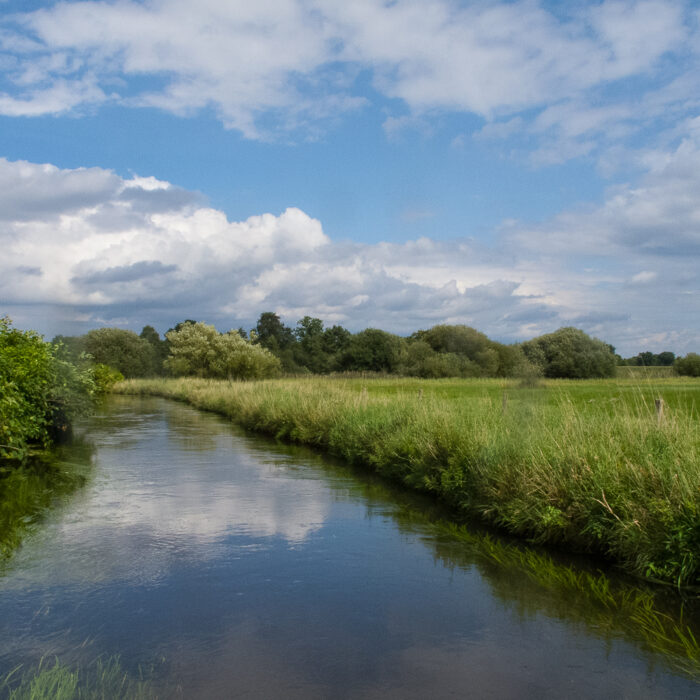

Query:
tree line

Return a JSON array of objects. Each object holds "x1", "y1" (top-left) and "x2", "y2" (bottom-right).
[
  {"x1": 3, "y1": 313, "x2": 698, "y2": 467},
  {"x1": 48, "y1": 312, "x2": 700, "y2": 381}
]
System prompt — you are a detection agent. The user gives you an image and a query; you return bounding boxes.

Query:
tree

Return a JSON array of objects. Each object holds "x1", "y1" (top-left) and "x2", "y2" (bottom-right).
[
  {"x1": 340, "y1": 329, "x2": 405, "y2": 373},
  {"x1": 657, "y1": 351, "x2": 676, "y2": 366},
  {"x1": 140, "y1": 325, "x2": 168, "y2": 375},
  {"x1": 1, "y1": 317, "x2": 95, "y2": 464},
  {"x1": 322, "y1": 325, "x2": 351, "y2": 355},
  {"x1": 521, "y1": 327, "x2": 616, "y2": 379},
  {"x1": 674, "y1": 353, "x2": 700, "y2": 377},
  {"x1": 164, "y1": 322, "x2": 280, "y2": 379},
  {"x1": 83, "y1": 328, "x2": 156, "y2": 378},
  {"x1": 294, "y1": 316, "x2": 329, "y2": 373},
  {"x1": 413, "y1": 324, "x2": 526, "y2": 377},
  {"x1": 255, "y1": 312, "x2": 295, "y2": 352}
]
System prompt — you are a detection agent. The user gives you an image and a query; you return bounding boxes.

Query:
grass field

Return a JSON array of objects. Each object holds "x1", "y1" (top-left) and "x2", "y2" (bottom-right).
[{"x1": 115, "y1": 375, "x2": 700, "y2": 588}]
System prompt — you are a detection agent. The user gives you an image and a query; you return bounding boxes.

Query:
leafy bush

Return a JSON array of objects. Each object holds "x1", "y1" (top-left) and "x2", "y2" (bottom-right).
[
  {"x1": 164, "y1": 322, "x2": 280, "y2": 379},
  {"x1": 674, "y1": 353, "x2": 700, "y2": 377},
  {"x1": 92, "y1": 363, "x2": 125, "y2": 394},
  {"x1": 83, "y1": 328, "x2": 157, "y2": 378},
  {"x1": 521, "y1": 327, "x2": 616, "y2": 379},
  {"x1": 0, "y1": 317, "x2": 95, "y2": 464},
  {"x1": 339, "y1": 329, "x2": 405, "y2": 372},
  {"x1": 413, "y1": 325, "x2": 530, "y2": 377}
]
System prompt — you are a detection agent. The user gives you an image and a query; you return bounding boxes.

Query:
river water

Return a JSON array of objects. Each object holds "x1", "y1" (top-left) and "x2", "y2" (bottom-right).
[{"x1": 0, "y1": 396, "x2": 697, "y2": 698}]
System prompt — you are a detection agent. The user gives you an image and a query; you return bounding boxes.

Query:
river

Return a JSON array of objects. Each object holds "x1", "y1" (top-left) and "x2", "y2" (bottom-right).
[{"x1": 0, "y1": 396, "x2": 697, "y2": 698}]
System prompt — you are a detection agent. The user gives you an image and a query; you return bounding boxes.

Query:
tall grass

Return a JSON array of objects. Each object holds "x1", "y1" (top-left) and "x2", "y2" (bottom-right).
[
  {"x1": 0, "y1": 655, "x2": 164, "y2": 699},
  {"x1": 115, "y1": 376, "x2": 700, "y2": 588}
]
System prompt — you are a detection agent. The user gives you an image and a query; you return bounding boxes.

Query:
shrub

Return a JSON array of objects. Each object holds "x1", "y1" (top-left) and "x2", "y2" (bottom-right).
[
  {"x1": 83, "y1": 328, "x2": 157, "y2": 378},
  {"x1": 92, "y1": 364, "x2": 125, "y2": 394},
  {"x1": 0, "y1": 317, "x2": 95, "y2": 463},
  {"x1": 164, "y1": 322, "x2": 280, "y2": 379},
  {"x1": 674, "y1": 353, "x2": 700, "y2": 377},
  {"x1": 521, "y1": 327, "x2": 616, "y2": 379}
]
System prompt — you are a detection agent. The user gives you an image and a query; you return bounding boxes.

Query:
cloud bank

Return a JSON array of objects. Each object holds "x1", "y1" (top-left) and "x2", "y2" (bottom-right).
[
  {"x1": 1, "y1": 0, "x2": 698, "y2": 152},
  {"x1": 1, "y1": 156, "x2": 698, "y2": 355}
]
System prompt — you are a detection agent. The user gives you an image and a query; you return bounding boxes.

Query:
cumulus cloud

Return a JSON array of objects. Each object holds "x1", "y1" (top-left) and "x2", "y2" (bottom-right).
[
  {"x1": 0, "y1": 0, "x2": 697, "y2": 150},
  {"x1": 1, "y1": 156, "x2": 698, "y2": 355}
]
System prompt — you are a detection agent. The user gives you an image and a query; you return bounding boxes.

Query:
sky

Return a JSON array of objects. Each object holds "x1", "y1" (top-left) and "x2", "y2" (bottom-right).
[{"x1": 0, "y1": 0, "x2": 699, "y2": 356}]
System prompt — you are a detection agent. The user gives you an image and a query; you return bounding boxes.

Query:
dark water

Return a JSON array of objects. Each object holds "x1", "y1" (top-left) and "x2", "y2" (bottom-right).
[{"x1": 0, "y1": 396, "x2": 697, "y2": 698}]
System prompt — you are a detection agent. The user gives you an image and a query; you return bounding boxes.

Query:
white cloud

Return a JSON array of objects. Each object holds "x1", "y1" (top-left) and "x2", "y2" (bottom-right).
[
  {"x1": 1, "y1": 156, "x2": 698, "y2": 355},
  {"x1": 0, "y1": 0, "x2": 696, "y2": 150}
]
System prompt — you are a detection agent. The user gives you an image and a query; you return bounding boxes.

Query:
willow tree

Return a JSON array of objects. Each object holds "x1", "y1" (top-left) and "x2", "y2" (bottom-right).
[{"x1": 164, "y1": 322, "x2": 280, "y2": 380}]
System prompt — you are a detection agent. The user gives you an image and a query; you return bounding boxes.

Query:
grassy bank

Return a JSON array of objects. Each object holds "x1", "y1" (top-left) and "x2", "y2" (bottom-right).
[{"x1": 115, "y1": 376, "x2": 700, "y2": 588}]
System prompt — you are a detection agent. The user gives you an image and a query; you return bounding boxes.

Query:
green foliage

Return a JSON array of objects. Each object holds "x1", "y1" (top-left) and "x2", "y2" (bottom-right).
[
  {"x1": 255, "y1": 312, "x2": 295, "y2": 353},
  {"x1": 139, "y1": 325, "x2": 168, "y2": 375},
  {"x1": 674, "y1": 353, "x2": 700, "y2": 377},
  {"x1": 521, "y1": 327, "x2": 616, "y2": 379},
  {"x1": 340, "y1": 328, "x2": 405, "y2": 372},
  {"x1": 253, "y1": 312, "x2": 354, "y2": 374},
  {"x1": 164, "y1": 321, "x2": 280, "y2": 379},
  {"x1": 401, "y1": 340, "x2": 479, "y2": 378},
  {"x1": 623, "y1": 350, "x2": 676, "y2": 367},
  {"x1": 409, "y1": 324, "x2": 530, "y2": 377},
  {"x1": 92, "y1": 364, "x2": 125, "y2": 394},
  {"x1": 1, "y1": 317, "x2": 57, "y2": 459},
  {"x1": 83, "y1": 328, "x2": 157, "y2": 378},
  {"x1": 1, "y1": 655, "x2": 161, "y2": 699},
  {"x1": 1, "y1": 318, "x2": 96, "y2": 465}
]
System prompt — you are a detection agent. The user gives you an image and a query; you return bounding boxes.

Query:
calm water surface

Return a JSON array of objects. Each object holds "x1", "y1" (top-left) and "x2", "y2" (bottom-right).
[{"x1": 0, "y1": 396, "x2": 697, "y2": 698}]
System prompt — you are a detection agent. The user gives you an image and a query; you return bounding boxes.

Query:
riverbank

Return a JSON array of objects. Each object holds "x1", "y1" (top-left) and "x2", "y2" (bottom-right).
[{"x1": 114, "y1": 376, "x2": 700, "y2": 588}]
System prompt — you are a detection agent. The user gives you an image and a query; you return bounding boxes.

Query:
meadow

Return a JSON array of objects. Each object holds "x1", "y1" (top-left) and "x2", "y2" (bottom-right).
[{"x1": 115, "y1": 375, "x2": 700, "y2": 588}]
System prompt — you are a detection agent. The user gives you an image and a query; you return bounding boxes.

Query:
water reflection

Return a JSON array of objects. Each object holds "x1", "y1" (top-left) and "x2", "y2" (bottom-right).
[{"x1": 0, "y1": 396, "x2": 697, "y2": 698}]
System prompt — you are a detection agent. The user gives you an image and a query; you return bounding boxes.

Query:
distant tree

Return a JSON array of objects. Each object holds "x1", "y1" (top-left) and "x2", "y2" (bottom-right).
[
  {"x1": 168, "y1": 320, "x2": 198, "y2": 334},
  {"x1": 493, "y1": 344, "x2": 531, "y2": 378},
  {"x1": 139, "y1": 325, "x2": 168, "y2": 374},
  {"x1": 656, "y1": 351, "x2": 676, "y2": 366},
  {"x1": 674, "y1": 353, "x2": 700, "y2": 377},
  {"x1": 417, "y1": 324, "x2": 526, "y2": 377},
  {"x1": 83, "y1": 328, "x2": 156, "y2": 378},
  {"x1": 164, "y1": 322, "x2": 280, "y2": 379},
  {"x1": 400, "y1": 340, "x2": 479, "y2": 378},
  {"x1": 255, "y1": 312, "x2": 295, "y2": 352},
  {"x1": 521, "y1": 327, "x2": 616, "y2": 379},
  {"x1": 623, "y1": 350, "x2": 676, "y2": 367},
  {"x1": 340, "y1": 329, "x2": 405, "y2": 373},
  {"x1": 294, "y1": 316, "x2": 329, "y2": 373},
  {"x1": 322, "y1": 325, "x2": 352, "y2": 355}
]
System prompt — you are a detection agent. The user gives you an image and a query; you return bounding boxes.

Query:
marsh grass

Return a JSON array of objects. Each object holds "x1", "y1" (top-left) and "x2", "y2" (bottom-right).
[
  {"x1": 0, "y1": 655, "x2": 164, "y2": 699},
  {"x1": 115, "y1": 376, "x2": 700, "y2": 588}
]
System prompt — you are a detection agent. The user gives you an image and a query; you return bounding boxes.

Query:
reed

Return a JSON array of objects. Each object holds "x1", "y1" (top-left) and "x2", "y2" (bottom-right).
[
  {"x1": 0, "y1": 655, "x2": 162, "y2": 699},
  {"x1": 114, "y1": 376, "x2": 700, "y2": 588}
]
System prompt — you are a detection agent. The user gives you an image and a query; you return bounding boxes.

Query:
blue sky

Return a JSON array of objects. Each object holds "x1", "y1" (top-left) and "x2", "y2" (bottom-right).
[{"x1": 1, "y1": 0, "x2": 699, "y2": 355}]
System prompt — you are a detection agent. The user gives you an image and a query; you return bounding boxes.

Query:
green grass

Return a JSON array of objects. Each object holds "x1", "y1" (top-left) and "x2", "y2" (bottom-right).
[
  {"x1": 0, "y1": 656, "x2": 164, "y2": 699},
  {"x1": 115, "y1": 376, "x2": 700, "y2": 588},
  {"x1": 616, "y1": 366, "x2": 675, "y2": 379}
]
